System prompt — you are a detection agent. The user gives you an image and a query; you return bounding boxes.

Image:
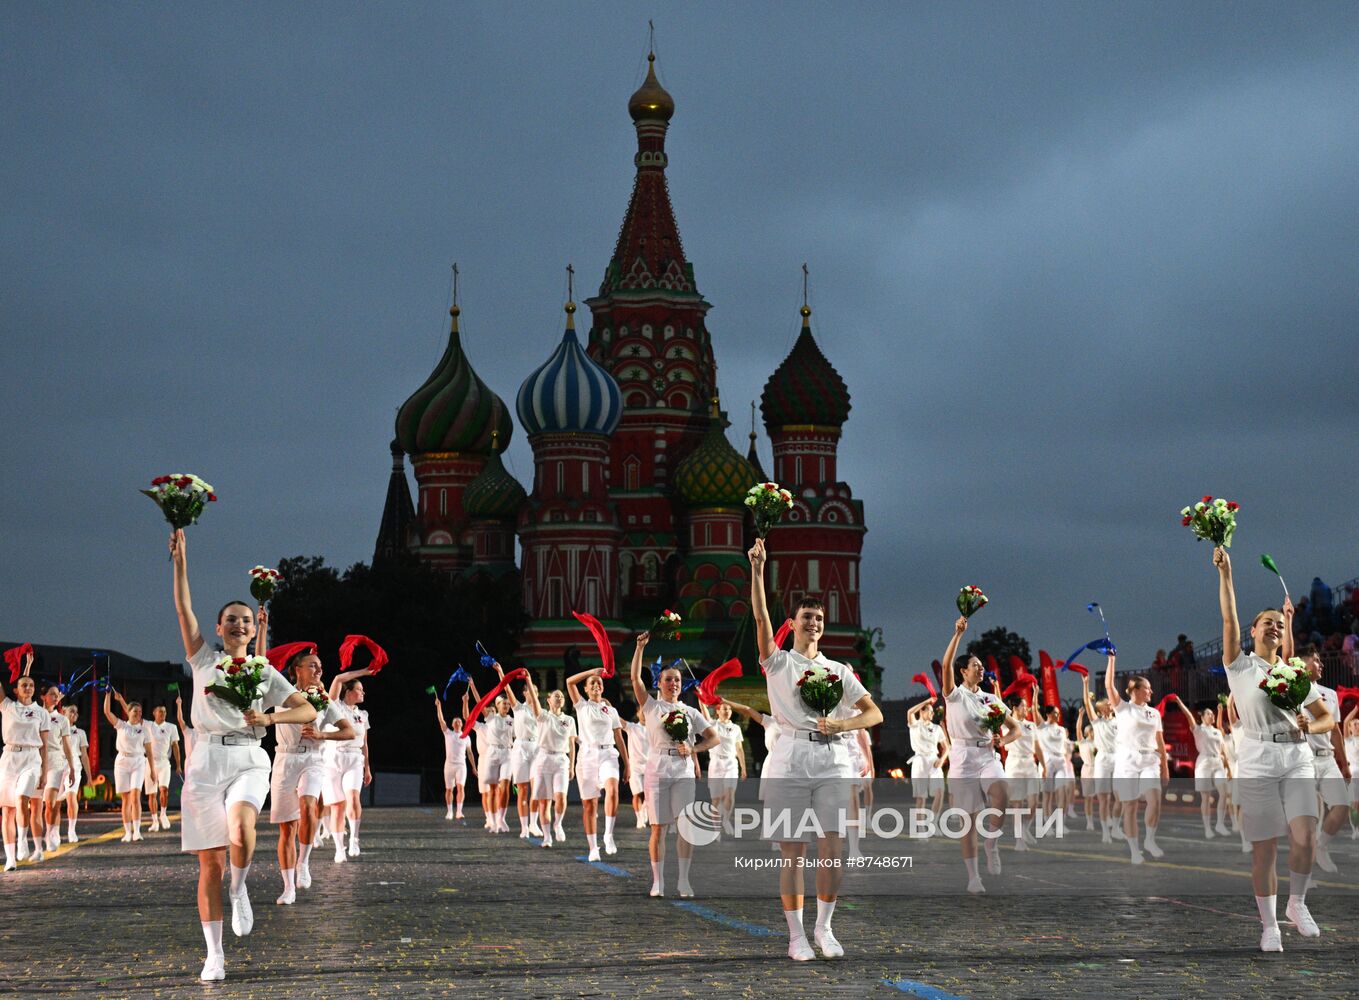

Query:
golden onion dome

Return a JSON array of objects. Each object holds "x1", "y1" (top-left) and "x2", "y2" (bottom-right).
[{"x1": 628, "y1": 52, "x2": 675, "y2": 123}]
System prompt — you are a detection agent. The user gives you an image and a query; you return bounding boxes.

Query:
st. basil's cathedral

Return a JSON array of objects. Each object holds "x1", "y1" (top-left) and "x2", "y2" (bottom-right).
[{"x1": 374, "y1": 51, "x2": 871, "y2": 687}]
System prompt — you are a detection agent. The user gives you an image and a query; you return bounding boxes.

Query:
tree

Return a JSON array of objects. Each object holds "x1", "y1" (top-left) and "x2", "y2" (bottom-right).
[{"x1": 966, "y1": 626, "x2": 1032, "y2": 685}]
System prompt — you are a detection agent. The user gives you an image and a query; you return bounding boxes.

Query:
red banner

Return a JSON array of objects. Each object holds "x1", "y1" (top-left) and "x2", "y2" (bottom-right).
[
  {"x1": 1039, "y1": 650, "x2": 1060, "y2": 709},
  {"x1": 571, "y1": 611, "x2": 616, "y2": 678},
  {"x1": 697, "y1": 658, "x2": 742, "y2": 706},
  {"x1": 462, "y1": 668, "x2": 529, "y2": 733}
]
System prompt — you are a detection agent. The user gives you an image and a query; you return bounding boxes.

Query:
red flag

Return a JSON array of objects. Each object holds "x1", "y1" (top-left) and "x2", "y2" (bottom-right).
[
  {"x1": 697, "y1": 658, "x2": 743, "y2": 705},
  {"x1": 911, "y1": 672, "x2": 938, "y2": 699},
  {"x1": 1154, "y1": 694, "x2": 1175, "y2": 716},
  {"x1": 1066, "y1": 662, "x2": 1089, "y2": 678},
  {"x1": 1039, "y1": 650, "x2": 1060, "y2": 709},
  {"x1": 1336, "y1": 685, "x2": 1359, "y2": 711},
  {"x1": 4, "y1": 643, "x2": 33, "y2": 683},
  {"x1": 338, "y1": 635, "x2": 389, "y2": 676},
  {"x1": 462, "y1": 667, "x2": 528, "y2": 732},
  {"x1": 931, "y1": 659, "x2": 943, "y2": 685},
  {"x1": 773, "y1": 618, "x2": 794, "y2": 649},
  {"x1": 265, "y1": 642, "x2": 316, "y2": 673},
  {"x1": 571, "y1": 611, "x2": 616, "y2": 678}
]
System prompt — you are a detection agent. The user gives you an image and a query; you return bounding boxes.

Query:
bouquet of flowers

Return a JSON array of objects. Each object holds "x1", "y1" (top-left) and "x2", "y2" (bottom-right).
[
  {"x1": 203, "y1": 654, "x2": 270, "y2": 710},
  {"x1": 661, "y1": 708, "x2": 690, "y2": 743},
  {"x1": 249, "y1": 565, "x2": 283, "y2": 603},
  {"x1": 1180, "y1": 495, "x2": 1239, "y2": 548},
  {"x1": 142, "y1": 474, "x2": 217, "y2": 530},
  {"x1": 1258, "y1": 658, "x2": 1313, "y2": 714},
  {"x1": 796, "y1": 663, "x2": 844, "y2": 716},
  {"x1": 745, "y1": 481, "x2": 794, "y2": 538},
  {"x1": 650, "y1": 609, "x2": 682, "y2": 641},
  {"x1": 957, "y1": 585, "x2": 989, "y2": 618},
  {"x1": 303, "y1": 686, "x2": 330, "y2": 713},
  {"x1": 977, "y1": 701, "x2": 1007, "y2": 736}
]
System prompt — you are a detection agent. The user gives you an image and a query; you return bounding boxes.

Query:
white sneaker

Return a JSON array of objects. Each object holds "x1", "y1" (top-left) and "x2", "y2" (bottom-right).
[
  {"x1": 333, "y1": 847, "x2": 346, "y2": 864},
  {"x1": 160, "y1": 811, "x2": 169, "y2": 827},
  {"x1": 541, "y1": 831, "x2": 553, "y2": 849},
  {"x1": 1241, "y1": 837, "x2": 1252, "y2": 854},
  {"x1": 445, "y1": 809, "x2": 453, "y2": 820},
  {"x1": 967, "y1": 877, "x2": 986, "y2": 894},
  {"x1": 603, "y1": 836, "x2": 617, "y2": 855},
  {"x1": 131, "y1": 831, "x2": 144, "y2": 842},
  {"x1": 1144, "y1": 839, "x2": 1164, "y2": 859},
  {"x1": 1128, "y1": 846, "x2": 1144, "y2": 865},
  {"x1": 984, "y1": 844, "x2": 1001, "y2": 874},
  {"x1": 455, "y1": 810, "x2": 464, "y2": 820},
  {"x1": 1111, "y1": 825, "x2": 1126, "y2": 841},
  {"x1": 199, "y1": 957, "x2": 226, "y2": 982},
  {"x1": 348, "y1": 839, "x2": 360, "y2": 857},
  {"x1": 230, "y1": 888, "x2": 253, "y2": 936},
  {"x1": 1215, "y1": 822, "x2": 1231, "y2": 837},
  {"x1": 148, "y1": 818, "x2": 160, "y2": 833},
  {"x1": 1204, "y1": 827, "x2": 1214, "y2": 840},
  {"x1": 297, "y1": 863, "x2": 311, "y2": 889},
  {"x1": 119, "y1": 833, "x2": 131, "y2": 844},
  {"x1": 318, "y1": 827, "x2": 330, "y2": 842},
  {"x1": 1014, "y1": 839, "x2": 1029, "y2": 852},
  {"x1": 588, "y1": 847, "x2": 601, "y2": 862},
  {"x1": 554, "y1": 823, "x2": 566, "y2": 842},
  {"x1": 17, "y1": 840, "x2": 29, "y2": 859},
  {"x1": 636, "y1": 814, "x2": 647, "y2": 829},
  {"x1": 1259, "y1": 926, "x2": 1283, "y2": 952},
  {"x1": 814, "y1": 927, "x2": 844, "y2": 958},
  {"x1": 1086, "y1": 818, "x2": 1095, "y2": 831},
  {"x1": 649, "y1": 883, "x2": 664, "y2": 897},
  {"x1": 677, "y1": 881, "x2": 694, "y2": 898},
  {"x1": 67, "y1": 830, "x2": 78, "y2": 844},
  {"x1": 519, "y1": 828, "x2": 530, "y2": 840},
  {"x1": 47, "y1": 830, "x2": 60, "y2": 852},
  {"x1": 276, "y1": 888, "x2": 296, "y2": 905},
  {"x1": 1286, "y1": 901, "x2": 1320, "y2": 937},
  {"x1": 1101, "y1": 829, "x2": 1112, "y2": 844},
  {"x1": 3, "y1": 858, "x2": 16, "y2": 872},
  {"x1": 31, "y1": 847, "x2": 44, "y2": 862},
  {"x1": 1315, "y1": 847, "x2": 1337, "y2": 873},
  {"x1": 788, "y1": 937, "x2": 815, "y2": 961}
]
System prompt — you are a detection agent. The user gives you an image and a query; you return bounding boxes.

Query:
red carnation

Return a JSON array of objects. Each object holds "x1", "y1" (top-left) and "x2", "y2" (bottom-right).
[
  {"x1": 828, "y1": 674, "x2": 840, "y2": 682},
  {"x1": 1226, "y1": 501, "x2": 1239, "y2": 511},
  {"x1": 227, "y1": 665, "x2": 240, "y2": 675},
  {"x1": 208, "y1": 494, "x2": 217, "y2": 502},
  {"x1": 178, "y1": 477, "x2": 192, "y2": 488},
  {"x1": 1202, "y1": 495, "x2": 1213, "y2": 504},
  {"x1": 151, "y1": 475, "x2": 169, "y2": 486},
  {"x1": 1182, "y1": 515, "x2": 1192, "y2": 526},
  {"x1": 232, "y1": 657, "x2": 245, "y2": 665},
  {"x1": 796, "y1": 679, "x2": 805, "y2": 686},
  {"x1": 203, "y1": 686, "x2": 212, "y2": 695}
]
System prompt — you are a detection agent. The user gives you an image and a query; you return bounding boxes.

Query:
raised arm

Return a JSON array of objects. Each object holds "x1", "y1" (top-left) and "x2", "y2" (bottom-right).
[
  {"x1": 720, "y1": 699, "x2": 762, "y2": 727},
  {"x1": 939, "y1": 616, "x2": 969, "y2": 697},
  {"x1": 492, "y1": 661, "x2": 519, "y2": 707},
  {"x1": 1080, "y1": 673, "x2": 1096, "y2": 721},
  {"x1": 629, "y1": 632, "x2": 652, "y2": 708},
  {"x1": 748, "y1": 539, "x2": 776, "y2": 662},
  {"x1": 175, "y1": 693, "x2": 190, "y2": 733},
  {"x1": 1105, "y1": 653, "x2": 1122, "y2": 709},
  {"x1": 1280, "y1": 596, "x2": 1295, "y2": 662},
  {"x1": 566, "y1": 666, "x2": 601, "y2": 706},
  {"x1": 254, "y1": 606, "x2": 269, "y2": 657},
  {"x1": 169, "y1": 529, "x2": 204, "y2": 659},
  {"x1": 1215, "y1": 547, "x2": 1241, "y2": 665},
  {"x1": 328, "y1": 667, "x2": 373, "y2": 702},
  {"x1": 1169, "y1": 694, "x2": 1196, "y2": 728},
  {"x1": 102, "y1": 689, "x2": 122, "y2": 728},
  {"x1": 435, "y1": 696, "x2": 449, "y2": 733}
]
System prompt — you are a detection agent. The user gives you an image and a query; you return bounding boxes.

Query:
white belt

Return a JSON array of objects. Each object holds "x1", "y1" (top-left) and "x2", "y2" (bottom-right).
[
  {"x1": 1313, "y1": 748, "x2": 1333, "y2": 757},
  {"x1": 3, "y1": 744, "x2": 38, "y2": 752},
  {"x1": 590, "y1": 743, "x2": 617, "y2": 751},
  {"x1": 966, "y1": 738, "x2": 992, "y2": 748},
  {"x1": 540, "y1": 748, "x2": 568, "y2": 756},
  {"x1": 207, "y1": 734, "x2": 260, "y2": 747},
  {"x1": 280, "y1": 746, "x2": 315, "y2": 754},
  {"x1": 116, "y1": 751, "x2": 146, "y2": 759},
  {"x1": 1244, "y1": 729, "x2": 1304, "y2": 744}
]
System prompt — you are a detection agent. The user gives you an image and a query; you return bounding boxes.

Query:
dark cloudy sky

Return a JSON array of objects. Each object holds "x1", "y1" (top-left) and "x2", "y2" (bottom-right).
[{"x1": 3, "y1": 3, "x2": 1357, "y2": 699}]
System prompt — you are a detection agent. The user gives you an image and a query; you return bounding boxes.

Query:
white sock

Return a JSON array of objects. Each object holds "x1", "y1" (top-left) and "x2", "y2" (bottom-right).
[
  {"x1": 229, "y1": 862, "x2": 250, "y2": 896},
  {"x1": 123, "y1": 821, "x2": 132, "y2": 836},
  {"x1": 586, "y1": 833, "x2": 597, "y2": 850},
  {"x1": 964, "y1": 856, "x2": 979, "y2": 880},
  {"x1": 784, "y1": 908, "x2": 805, "y2": 941},
  {"x1": 1289, "y1": 870, "x2": 1309, "y2": 905},
  {"x1": 1255, "y1": 894, "x2": 1278, "y2": 930},
  {"x1": 815, "y1": 897, "x2": 836, "y2": 932},
  {"x1": 281, "y1": 868, "x2": 296, "y2": 892},
  {"x1": 604, "y1": 814, "x2": 616, "y2": 839},
  {"x1": 1145, "y1": 824, "x2": 1158, "y2": 843},
  {"x1": 3, "y1": 843, "x2": 15, "y2": 866},
  {"x1": 678, "y1": 857, "x2": 692, "y2": 885},
  {"x1": 67, "y1": 819, "x2": 76, "y2": 836},
  {"x1": 1128, "y1": 838, "x2": 1141, "y2": 860},
  {"x1": 299, "y1": 844, "x2": 313, "y2": 866},
  {"x1": 133, "y1": 818, "x2": 141, "y2": 835},
  {"x1": 650, "y1": 858, "x2": 664, "y2": 887},
  {"x1": 334, "y1": 830, "x2": 347, "y2": 851},
  {"x1": 1317, "y1": 830, "x2": 1333, "y2": 852},
  {"x1": 348, "y1": 818, "x2": 360, "y2": 840},
  {"x1": 519, "y1": 814, "x2": 529, "y2": 833},
  {"x1": 201, "y1": 920, "x2": 224, "y2": 960}
]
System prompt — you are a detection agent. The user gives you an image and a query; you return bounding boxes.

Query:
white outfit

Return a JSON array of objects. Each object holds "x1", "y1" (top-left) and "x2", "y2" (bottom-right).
[
  {"x1": 142, "y1": 720, "x2": 180, "y2": 792},
  {"x1": 1005, "y1": 721, "x2": 1042, "y2": 799},
  {"x1": 475, "y1": 715, "x2": 514, "y2": 787},
  {"x1": 442, "y1": 729, "x2": 472, "y2": 789},
  {"x1": 945, "y1": 684, "x2": 1008, "y2": 813},
  {"x1": 61, "y1": 726, "x2": 89, "y2": 796},
  {"x1": 756, "y1": 712, "x2": 785, "y2": 801},
  {"x1": 759, "y1": 648, "x2": 869, "y2": 840},
  {"x1": 529, "y1": 711, "x2": 575, "y2": 799},
  {"x1": 623, "y1": 720, "x2": 648, "y2": 793},
  {"x1": 1191, "y1": 724, "x2": 1228, "y2": 791},
  {"x1": 1036, "y1": 723, "x2": 1070, "y2": 792},
  {"x1": 113, "y1": 720, "x2": 153, "y2": 794},
  {"x1": 1112, "y1": 700, "x2": 1163, "y2": 802},
  {"x1": 641, "y1": 696, "x2": 708, "y2": 825},
  {"x1": 908, "y1": 720, "x2": 946, "y2": 798},
  {"x1": 0, "y1": 700, "x2": 50, "y2": 807},
  {"x1": 1306, "y1": 682, "x2": 1348, "y2": 809},
  {"x1": 270, "y1": 698, "x2": 347, "y2": 824},
  {"x1": 1346, "y1": 735, "x2": 1359, "y2": 803},
  {"x1": 1090, "y1": 717, "x2": 1117, "y2": 794},
  {"x1": 706, "y1": 719, "x2": 744, "y2": 796},
  {"x1": 574, "y1": 699, "x2": 622, "y2": 801},
  {"x1": 180, "y1": 643, "x2": 298, "y2": 852},
  {"x1": 509, "y1": 703, "x2": 539, "y2": 785},
  {"x1": 42, "y1": 710, "x2": 74, "y2": 791},
  {"x1": 1076, "y1": 737, "x2": 1096, "y2": 795},
  {"x1": 322, "y1": 703, "x2": 368, "y2": 805},
  {"x1": 1225, "y1": 652, "x2": 1321, "y2": 842}
]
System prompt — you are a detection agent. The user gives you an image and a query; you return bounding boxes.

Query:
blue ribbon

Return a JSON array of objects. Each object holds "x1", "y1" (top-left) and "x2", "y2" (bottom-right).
[
  {"x1": 1062, "y1": 637, "x2": 1117, "y2": 674},
  {"x1": 475, "y1": 640, "x2": 496, "y2": 669},
  {"x1": 681, "y1": 678, "x2": 700, "y2": 695},
  {"x1": 442, "y1": 665, "x2": 471, "y2": 701}
]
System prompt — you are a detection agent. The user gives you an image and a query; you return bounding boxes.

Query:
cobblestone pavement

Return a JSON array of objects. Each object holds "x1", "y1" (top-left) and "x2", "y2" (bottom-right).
[{"x1": 1, "y1": 805, "x2": 1355, "y2": 999}]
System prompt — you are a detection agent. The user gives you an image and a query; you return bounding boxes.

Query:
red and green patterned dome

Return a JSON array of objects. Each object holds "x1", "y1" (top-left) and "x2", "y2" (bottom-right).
[
  {"x1": 675, "y1": 405, "x2": 758, "y2": 507},
  {"x1": 396, "y1": 305, "x2": 513, "y2": 456},
  {"x1": 463, "y1": 437, "x2": 527, "y2": 519},
  {"x1": 760, "y1": 305, "x2": 851, "y2": 430}
]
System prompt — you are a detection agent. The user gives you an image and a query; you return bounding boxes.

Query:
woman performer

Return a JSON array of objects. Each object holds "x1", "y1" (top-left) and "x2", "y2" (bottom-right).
[
  {"x1": 1221, "y1": 694, "x2": 1249, "y2": 851},
  {"x1": 2, "y1": 653, "x2": 48, "y2": 869},
  {"x1": 836, "y1": 699, "x2": 874, "y2": 860},
  {"x1": 629, "y1": 632, "x2": 718, "y2": 899},
  {"x1": 1291, "y1": 643, "x2": 1351, "y2": 875},
  {"x1": 60, "y1": 704, "x2": 92, "y2": 843},
  {"x1": 1074, "y1": 706, "x2": 1097, "y2": 831},
  {"x1": 39, "y1": 683, "x2": 77, "y2": 853},
  {"x1": 940, "y1": 615, "x2": 1019, "y2": 894},
  {"x1": 500, "y1": 663, "x2": 541, "y2": 839},
  {"x1": 1213, "y1": 546, "x2": 1332, "y2": 951},
  {"x1": 323, "y1": 665, "x2": 373, "y2": 859},
  {"x1": 170, "y1": 529, "x2": 315, "y2": 980},
  {"x1": 750, "y1": 539, "x2": 882, "y2": 961},
  {"x1": 1105, "y1": 653, "x2": 1166, "y2": 863},
  {"x1": 528, "y1": 686, "x2": 575, "y2": 847},
  {"x1": 465, "y1": 678, "x2": 495, "y2": 829},
  {"x1": 103, "y1": 688, "x2": 156, "y2": 842},
  {"x1": 1081, "y1": 672, "x2": 1122, "y2": 844},
  {"x1": 268, "y1": 644, "x2": 354, "y2": 904},
  {"x1": 698, "y1": 699, "x2": 745, "y2": 839},
  {"x1": 907, "y1": 699, "x2": 948, "y2": 824},
  {"x1": 568, "y1": 666, "x2": 629, "y2": 859},
  {"x1": 471, "y1": 673, "x2": 516, "y2": 835},
  {"x1": 1036, "y1": 705, "x2": 1073, "y2": 827},
  {"x1": 1168, "y1": 696, "x2": 1230, "y2": 839},
  {"x1": 435, "y1": 692, "x2": 476, "y2": 821},
  {"x1": 622, "y1": 708, "x2": 649, "y2": 828},
  {"x1": 1344, "y1": 707, "x2": 1359, "y2": 839},
  {"x1": 1004, "y1": 689, "x2": 1044, "y2": 849},
  {"x1": 143, "y1": 704, "x2": 182, "y2": 833}
]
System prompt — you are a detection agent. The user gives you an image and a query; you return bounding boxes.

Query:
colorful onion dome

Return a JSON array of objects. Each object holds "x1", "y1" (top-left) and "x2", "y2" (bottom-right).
[
  {"x1": 517, "y1": 302, "x2": 623, "y2": 438},
  {"x1": 396, "y1": 304, "x2": 513, "y2": 456},
  {"x1": 675, "y1": 402, "x2": 758, "y2": 507},
  {"x1": 760, "y1": 304, "x2": 851, "y2": 430},
  {"x1": 463, "y1": 432, "x2": 527, "y2": 519},
  {"x1": 628, "y1": 51, "x2": 675, "y2": 123}
]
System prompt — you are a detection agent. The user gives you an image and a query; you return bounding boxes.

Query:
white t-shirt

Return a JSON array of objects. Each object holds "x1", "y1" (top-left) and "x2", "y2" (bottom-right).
[
  {"x1": 1225, "y1": 652, "x2": 1322, "y2": 738},
  {"x1": 623, "y1": 720, "x2": 649, "y2": 765},
  {"x1": 1, "y1": 700, "x2": 50, "y2": 747},
  {"x1": 760, "y1": 648, "x2": 869, "y2": 733},
  {"x1": 1035, "y1": 722, "x2": 1067, "y2": 760},
  {"x1": 443, "y1": 729, "x2": 472, "y2": 763},
  {"x1": 146, "y1": 720, "x2": 180, "y2": 759},
  {"x1": 71, "y1": 726, "x2": 89, "y2": 767},
  {"x1": 277, "y1": 698, "x2": 346, "y2": 752},
  {"x1": 1113, "y1": 700, "x2": 1162, "y2": 754},
  {"x1": 536, "y1": 711, "x2": 576, "y2": 753},
  {"x1": 709, "y1": 719, "x2": 744, "y2": 760},
  {"x1": 1306, "y1": 682, "x2": 1339, "y2": 753},
  {"x1": 334, "y1": 704, "x2": 368, "y2": 753},
  {"x1": 760, "y1": 713, "x2": 785, "y2": 753},
  {"x1": 187, "y1": 644, "x2": 298, "y2": 737},
  {"x1": 1344, "y1": 735, "x2": 1358, "y2": 768},
  {"x1": 475, "y1": 714, "x2": 514, "y2": 749},
  {"x1": 574, "y1": 699, "x2": 622, "y2": 748},
  {"x1": 944, "y1": 684, "x2": 1005, "y2": 744},
  {"x1": 1076, "y1": 736, "x2": 1095, "y2": 764},
  {"x1": 641, "y1": 695, "x2": 708, "y2": 755},
  {"x1": 115, "y1": 720, "x2": 153, "y2": 757},
  {"x1": 1008, "y1": 720, "x2": 1039, "y2": 765},
  {"x1": 1192, "y1": 724, "x2": 1225, "y2": 761},
  {"x1": 909, "y1": 720, "x2": 944, "y2": 758},
  {"x1": 1091, "y1": 716, "x2": 1117, "y2": 754},
  {"x1": 512, "y1": 703, "x2": 538, "y2": 742},
  {"x1": 44, "y1": 711, "x2": 73, "y2": 763}
]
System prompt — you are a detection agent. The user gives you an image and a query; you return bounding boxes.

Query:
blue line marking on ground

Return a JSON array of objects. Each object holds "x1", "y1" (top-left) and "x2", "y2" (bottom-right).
[
  {"x1": 883, "y1": 978, "x2": 969, "y2": 999},
  {"x1": 669, "y1": 900, "x2": 779, "y2": 937},
  {"x1": 573, "y1": 855, "x2": 633, "y2": 877}
]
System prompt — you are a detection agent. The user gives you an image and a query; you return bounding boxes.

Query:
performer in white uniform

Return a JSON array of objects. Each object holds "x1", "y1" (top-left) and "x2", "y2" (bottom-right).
[
  {"x1": 103, "y1": 689, "x2": 156, "y2": 842},
  {"x1": 266, "y1": 642, "x2": 354, "y2": 904},
  {"x1": 322, "y1": 668, "x2": 372, "y2": 860},
  {"x1": 907, "y1": 699, "x2": 948, "y2": 821},
  {"x1": 1074, "y1": 707, "x2": 1097, "y2": 831},
  {"x1": 170, "y1": 529, "x2": 315, "y2": 981},
  {"x1": 750, "y1": 538, "x2": 882, "y2": 962},
  {"x1": 622, "y1": 711, "x2": 650, "y2": 828},
  {"x1": 1345, "y1": 711, "x2": 1359, "y2": 837},
  {"x1": 629, "y1": 632, "x2": 717, "y2": 900},
  {"x1": 1168, "y1": 697, "x2": 1230, "y2": 838},
  {"x1": 1105, "y1": 657, "x2": 1167, "y2": 864},
  {"x1": 1212, "y1": 546, "x2": 1333, "y2": 952},
  {"x1": 1220, "y1": 698, "x2": 1249, "y2": 851},
  {"x1": 940, "y1": 615, "x2": 1019, "y2": 895},
  {"x1": 1036, "y1": 704, "x2": 1072, "y2": 828},
  {"x1": 527, "y1": 688, "x2": 576, "y2": 847},
  {"x1": 501, "y1": 666, "x2": 540, "y2": 837},
  {"x1": 60, "y1": 704, "x2": 92, "y2": 843},
  {"x1": 833, "y1": 700, "x2": 873, "y2": 861},
  {"x1": 465, "y1": 679, "x2": 496, "y2": 828},
  {"x1": 699, "y1": 700, "x2": 746, "y2": 840},
  {"x1": 1293, "y1": 642, "x2": 1351, "y2": 875},
  {"x1": 1004, "y1": 691, "x2": 1044, "y2": 849},
  {"x1": 435, "y1": 693, "x2": 475, "y2": 821},
  {"x1": 1081, "y1": 672, "x2": 1124, "y2": 844},
  {"x1": 2, "y1": 658, "x2": 49, "y2": 870},
  {"x1": 143, "y1": 705, "x2": 182, "y2": 833},
  {"x1": 471, "y1": 684, "x2": 515, "y2": 834},
  {"x1": 567, "y1": 666, "x2": 629, "y2": 860},
  {"x1": 38, "y1": 682, "x2": 77, "y2": 853}
]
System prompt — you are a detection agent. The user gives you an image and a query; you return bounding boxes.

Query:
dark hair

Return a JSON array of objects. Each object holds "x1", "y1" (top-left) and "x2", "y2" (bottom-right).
[
  {"x1": 796, "y1": 597, "x2": 825, "y2": 613},
  {"x1": 1042, "y1": 704, "x2": 1059, "y2": 717},
  {"x1": 659, "y1": 666, "x2": 683, "y2": 683},
  {"x1": 952, "y1": 654, "x2": 976, "y2": 680},
  {"x1": 1297, "y1": 643, "x2": 1321, "y2": 659},
  {"x1": 341, "y1": 678, "x2": 363, "y2": 695},
  {"x1": 217, "y1": 601, "x2": 253, "y2": 624},
  {"x1": 41, "y1": 682, "x2": 61, "y2": 697},
  {"x1": 284, "y1": 650, "x2": 317, "y2": 685}
]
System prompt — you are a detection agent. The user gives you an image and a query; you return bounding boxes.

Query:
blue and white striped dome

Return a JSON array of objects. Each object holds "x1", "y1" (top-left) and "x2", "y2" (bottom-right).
[{"x1": 517, "y1": 304, "x2": 623, "y2": 438}]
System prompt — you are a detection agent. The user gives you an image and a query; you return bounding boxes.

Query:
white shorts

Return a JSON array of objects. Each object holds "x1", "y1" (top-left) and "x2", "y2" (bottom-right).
[
  {"x1": 707, "y1": 756, "x2": 738, "y2": 797},
  {"x1": 510, "y1": 741, "x2": 538, "y2": 784},
  {"x1": 761, "y1": 734, "x2": 854, "y2": 841},
  {"x1": 114, "y1": 754, "x2": 147, "y2": 794},
  {"x1": 910, "y1": 756, "x2": 944, "y2": 797},
  {"x1": 530, "y1": 750, "x2": 570, "y2": 799},
  {"x1": 1113, "y1": 750, "x2": 1163, "y2": 802},
  {"x1": 644, "y1": 766, "x2": 696, "y2": 826},
  {"x1": 269, "y1": 750, "x2": 328, "y2": 824},
  {"x1": 1041, "y1": 767, "x2": 1072, "y2": 793},
  {"x1": 949, "y1": 746, "x2": 1007, "y2": 813},
  {"x1": 1194, "y1": 756, "x2": 1227, "y2": 793},
  {"x1": 577, "y1": 749, "x2": 620, "y2": 801},
  {"x1": 1092, "y1": 753, "x2": 1115, "y2": 794},
  {"x1": 481, "y1": 748, "x2": 511, "y2": 788},
  {"x1": 1005, "y1": 760, "x2": 1041, "y2": 800},
  {"x1": 1235, "y1": 739, "x2": 1317, "y2": 842},
  {"x1": 1314, "y1": 755, "x2": 1349, "y2": 810},
  {"x1": 180, "y1": 741, "x2": 270, "y2": 852},
  {"x1": 628, "y1": 761, "x2": 647, "y2": 794},
  {"x1": 322, "y1": 752, "x2": 364, "y2": 804},
  {"x1": 443, "y1": 759, "x2": 468, "y2": 790},
  {"x1": 43, "y1": 763, "x2": 70, "y2": 793},
  {"x1": 61, "y1": 765, "x2": 83, "y2": 797},
  {"x1": 143, "y1": 756, "x2": 172, "y2": 793},
  {"x1": 0, "y1": 747, "x2": 42, "y2": 807}
]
